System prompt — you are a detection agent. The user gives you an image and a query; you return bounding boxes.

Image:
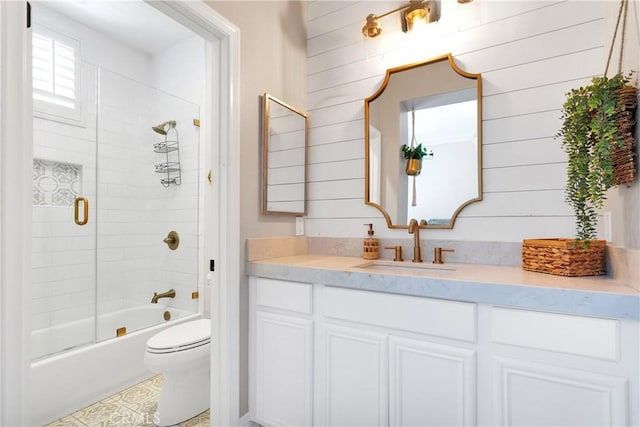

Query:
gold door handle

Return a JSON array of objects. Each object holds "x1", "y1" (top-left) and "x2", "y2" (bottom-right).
[{"x1": 74, "y1": 197, "x2": 89, "y2": 226}]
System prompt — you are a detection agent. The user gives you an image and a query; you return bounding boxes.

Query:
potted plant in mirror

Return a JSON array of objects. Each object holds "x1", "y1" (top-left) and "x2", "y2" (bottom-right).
[
  {"x1": 522, "y1": 73, "x2": 637, "y2": 277},
  {"x1": 401, "y1": 143, "x2": 433, "y2": 176}
]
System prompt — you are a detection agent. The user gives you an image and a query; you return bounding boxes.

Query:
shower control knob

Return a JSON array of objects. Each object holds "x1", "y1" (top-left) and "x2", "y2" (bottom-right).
[{"x1": 163, "y1": 230, "x2": 180, "y2": 250}]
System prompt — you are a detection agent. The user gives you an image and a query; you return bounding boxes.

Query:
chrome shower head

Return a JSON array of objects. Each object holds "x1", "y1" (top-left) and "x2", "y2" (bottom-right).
[{"x1": 152, "y1": 120, "x2": 176, "y2": 135}]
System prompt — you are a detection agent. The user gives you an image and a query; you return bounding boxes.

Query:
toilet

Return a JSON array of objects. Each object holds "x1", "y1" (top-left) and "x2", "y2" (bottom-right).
[{"x1": 144, "y1": 319, "x2": 211, "y2": 426}]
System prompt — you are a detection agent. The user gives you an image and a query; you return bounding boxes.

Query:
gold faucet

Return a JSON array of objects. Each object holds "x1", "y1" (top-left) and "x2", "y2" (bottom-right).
[
  {"x1": 433, "y1": 247, "x2": 455, "y2": 264},
  {"x1": 384, "y1": 245, "x2": 404, "y2": 262},
  {"x1": 151, "y1": 289, "x2": 176, "y2": 303},
  {"x1": 408, "y1": 218, "x2": 427, "y2": 263}
]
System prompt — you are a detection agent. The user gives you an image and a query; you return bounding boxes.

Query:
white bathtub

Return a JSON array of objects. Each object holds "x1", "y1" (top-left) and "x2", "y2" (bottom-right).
[
  {"x1": 31, "y1": 304, "x2": 193, "y2": 360},
  {"x1": 31, "y1": 304, "x2": 202, "y2": 426}
]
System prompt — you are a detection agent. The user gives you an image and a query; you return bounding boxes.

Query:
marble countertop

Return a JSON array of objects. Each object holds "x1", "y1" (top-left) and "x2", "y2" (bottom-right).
[{"x1": 247, "y1": 255, "x2": 640, "y2": 320}]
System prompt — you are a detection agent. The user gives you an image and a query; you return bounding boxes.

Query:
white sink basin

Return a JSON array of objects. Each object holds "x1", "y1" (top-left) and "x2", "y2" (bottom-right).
[{"x1": 354, "y1": 260, "x2": 456, "y2": 275}]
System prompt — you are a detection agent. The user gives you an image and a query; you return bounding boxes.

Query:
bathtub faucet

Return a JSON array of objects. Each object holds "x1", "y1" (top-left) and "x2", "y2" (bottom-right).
[{"x1": 151, "y1": 289, "x2": 176, "y2": 303}]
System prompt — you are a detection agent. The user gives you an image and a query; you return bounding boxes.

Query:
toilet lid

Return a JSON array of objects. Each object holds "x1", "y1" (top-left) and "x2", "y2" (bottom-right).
[{"x1": 146, "y1": 319, "x2": 210, "y2": 353}]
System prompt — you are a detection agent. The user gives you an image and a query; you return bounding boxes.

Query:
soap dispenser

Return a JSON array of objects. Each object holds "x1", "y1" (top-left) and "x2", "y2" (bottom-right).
[{"x1": 362, "y1": 223, "x2": 380, "y2": 260}]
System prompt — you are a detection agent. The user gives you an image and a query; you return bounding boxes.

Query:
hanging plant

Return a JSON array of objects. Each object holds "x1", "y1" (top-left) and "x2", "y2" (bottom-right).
[
  {"x1": 401, "y1": 143, "x2": 429, "y2": 159},
  {"x1": 400, "y1": 143, "x2": 433, "y2": 176},
  {"x1": 523, "y1": 0, "x2": 636, "y2": 277},
  {"x1": 557, "y1": 72, "x2": 636, "y2": 244}
]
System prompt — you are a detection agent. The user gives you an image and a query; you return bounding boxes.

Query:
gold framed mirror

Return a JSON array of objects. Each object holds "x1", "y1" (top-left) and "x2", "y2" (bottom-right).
[
  {"x1": 364, "y1": 53, "x2": 482, "y2": 229},
  {"x1": 261, "y1": 93, "x2": 309, "y2": 215}
]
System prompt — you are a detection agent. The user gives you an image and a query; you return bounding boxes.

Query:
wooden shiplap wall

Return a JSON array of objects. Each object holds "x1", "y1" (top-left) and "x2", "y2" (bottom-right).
[{"x1": 305, "y1": 0, "x2": 609, "y2": 241}]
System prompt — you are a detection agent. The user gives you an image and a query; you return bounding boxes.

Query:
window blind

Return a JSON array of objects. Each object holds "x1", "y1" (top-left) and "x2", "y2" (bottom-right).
[{"x1": 32, "y1": 31, "x2": 77, "y2": 109}]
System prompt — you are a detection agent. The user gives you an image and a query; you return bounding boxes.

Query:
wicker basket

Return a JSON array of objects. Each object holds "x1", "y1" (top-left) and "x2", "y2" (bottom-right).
[
  {"x1": 522, "y1": 238, "x2": 606, "y2": 277},
  {"x1": 613, "y1": 85, "x2": 637, "y2": 185}
]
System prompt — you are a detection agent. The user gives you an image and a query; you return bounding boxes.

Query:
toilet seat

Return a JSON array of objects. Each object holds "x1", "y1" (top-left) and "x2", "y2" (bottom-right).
[{"x1": 146, "y1": 318, "x2": 210, "y2": 354}]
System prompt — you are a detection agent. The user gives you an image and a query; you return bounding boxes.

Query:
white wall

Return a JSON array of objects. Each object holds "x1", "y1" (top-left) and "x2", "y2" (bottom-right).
[
  {"x1": 305, "y1": 0, "x2": 637, "y2": 246},
  {"x1": 151, "y1": 36, "x2": 206, "y2": 108},
  {"x1": 206, "y1": 0, "x2": 308, "y2": 417}
]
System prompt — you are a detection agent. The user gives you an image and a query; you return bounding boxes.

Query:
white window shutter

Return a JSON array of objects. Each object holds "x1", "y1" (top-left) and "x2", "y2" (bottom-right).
[{"x1": 32, "y1": 24, "x2": 82, "y2": 125}]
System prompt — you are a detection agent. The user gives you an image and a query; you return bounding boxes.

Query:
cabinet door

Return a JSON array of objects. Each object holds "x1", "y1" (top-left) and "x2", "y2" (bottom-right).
[
  {"x1": 493, "y1": 357, "x2": 628, "y2": 426},
  {"x1": 389, "y1": 336, "x2": 476, "y2": 426},
  {"x1": 255, "y1": 311, "x2": 313, "y2": 427},
  {"x1": 316, "y1": 324, "x2": 388, "y2": 427}
]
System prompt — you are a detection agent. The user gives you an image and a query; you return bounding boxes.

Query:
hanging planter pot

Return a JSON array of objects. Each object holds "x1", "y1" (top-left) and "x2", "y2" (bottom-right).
[
  {"x1": 611, "y1": 85, "x2": 637, "y2": 185},
  {"x1": 401, "y1": 143, "x2": 431, "y2": 174},
  {"x1": 405, "y1": 158, "x2": 422, "y2": 176}
]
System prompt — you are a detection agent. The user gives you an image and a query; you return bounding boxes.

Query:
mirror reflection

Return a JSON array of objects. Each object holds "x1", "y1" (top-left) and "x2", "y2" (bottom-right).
[
  {"x1": 365, "y1": 54, "x2": 482, "y2": 228},
  {"x1": 261, "y1": 93, "x2": 308, "y2": 215}
]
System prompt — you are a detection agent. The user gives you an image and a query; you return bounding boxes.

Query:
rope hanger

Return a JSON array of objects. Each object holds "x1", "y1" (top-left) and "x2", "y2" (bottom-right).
[
  {"x1": 410, "y1": 107, "x2": 418, "y2": 206},
  {"x1": 604, "y1": 0, "x2": 629, "y2": 77}
]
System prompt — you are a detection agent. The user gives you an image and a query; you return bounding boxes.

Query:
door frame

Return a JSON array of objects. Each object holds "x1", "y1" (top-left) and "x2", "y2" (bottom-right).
[
  {"x1": 0, "y1": 1, "x2": 240, "y2": 425},
  {"x1": 0, "y1": 2, "x2": 33, "y2": 425}
]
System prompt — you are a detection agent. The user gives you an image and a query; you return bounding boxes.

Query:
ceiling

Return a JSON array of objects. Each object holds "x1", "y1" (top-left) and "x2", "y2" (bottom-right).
[{"x1": 41, "y1": 0, "x2": 195, "y2": 55}]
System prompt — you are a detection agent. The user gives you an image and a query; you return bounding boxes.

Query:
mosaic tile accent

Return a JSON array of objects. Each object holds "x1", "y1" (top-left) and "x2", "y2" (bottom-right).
[
  {"x1": 33, "y1": 159, "x2": 81, "y2": 206},
  {"x1": 46, "y1": 374, "x2": 211, "y2": 427}
]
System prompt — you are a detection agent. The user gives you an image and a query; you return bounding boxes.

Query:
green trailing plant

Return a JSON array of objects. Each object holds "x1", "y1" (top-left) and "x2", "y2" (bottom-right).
[
  {"x1": 557, "y1": 72, "x2": 634, "y2": 243},
  {"x1": 401, "y1": 143, "x2": 432, "y2": 159}
]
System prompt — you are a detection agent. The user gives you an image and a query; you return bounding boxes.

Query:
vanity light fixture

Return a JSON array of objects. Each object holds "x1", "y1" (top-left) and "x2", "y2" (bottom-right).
[
  {"x1": 362, "y1": 0, "x2": 439, "y2": 38},
  {"x1": 362, "y1": 0, "x2": 476, "y2": 37},
  {"x1": 404, "y1": 1, "x2": 430, "y2": 32}
]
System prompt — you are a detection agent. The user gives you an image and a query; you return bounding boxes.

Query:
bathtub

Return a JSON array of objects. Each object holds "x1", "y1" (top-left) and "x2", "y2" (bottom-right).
[{"x1": 31, "y1": 304, "x2": 202, "y2": 426}]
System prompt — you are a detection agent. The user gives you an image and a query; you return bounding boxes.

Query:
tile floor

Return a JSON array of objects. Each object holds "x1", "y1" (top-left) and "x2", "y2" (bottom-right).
[{"x1": 45, "y1": 375, "x2": 210, "y2": 427}]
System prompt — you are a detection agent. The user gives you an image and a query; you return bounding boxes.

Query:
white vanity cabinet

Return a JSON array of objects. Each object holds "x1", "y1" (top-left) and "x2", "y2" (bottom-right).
[
  {"x1": 249, "y1": 277, "x2": 313, "y2": 427},
  {"x1": 249, "y1": 275, "x2": 639, "y2": 427}
]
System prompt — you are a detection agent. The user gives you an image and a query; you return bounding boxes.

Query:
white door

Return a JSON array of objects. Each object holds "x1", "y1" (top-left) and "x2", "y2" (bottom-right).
[
  {"x1": 316, "y1": 324, "x2": 388, "y2": 427},
  {"x1": 255, "y1": 311, "x2": 313, "y2": 427},
  {"x1": 389, "y1": 336, "x2": 476, "y2": 426}
]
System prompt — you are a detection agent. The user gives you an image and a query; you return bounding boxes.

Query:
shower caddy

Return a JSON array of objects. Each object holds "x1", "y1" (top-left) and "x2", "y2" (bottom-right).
[{"x1": 152, "y1": 120, "x2": 181, "y2": 187}]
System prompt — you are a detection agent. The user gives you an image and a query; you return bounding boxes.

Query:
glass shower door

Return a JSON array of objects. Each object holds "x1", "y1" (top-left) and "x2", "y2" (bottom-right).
[
  {"x1": 95, "y1": 69, "x2": 200, "y2": 341},
  {"x1": 31, "y1": 62, "x2": 99, "y2": 360},
  {"x1": 31, "y1": 65, "x2": 201, "y2": 359}
]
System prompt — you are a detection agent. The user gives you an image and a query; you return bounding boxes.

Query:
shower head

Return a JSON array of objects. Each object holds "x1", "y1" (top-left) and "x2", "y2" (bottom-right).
[
  {"x1": 152, "y1": 120, "x2": 176, "y2": 135},
  {"x1": 152, "y1": 125, "x2": 166, "y2": 135}
]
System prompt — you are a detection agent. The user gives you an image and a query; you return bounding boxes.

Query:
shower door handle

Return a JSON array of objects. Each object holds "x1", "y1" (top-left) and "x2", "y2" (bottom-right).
[{"x1": 74, "y1": 196, "x2": 89, "y2": 226}]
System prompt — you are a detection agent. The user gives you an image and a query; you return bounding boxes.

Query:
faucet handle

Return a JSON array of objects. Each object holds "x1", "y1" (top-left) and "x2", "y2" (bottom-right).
[
  {"x1": 384, "y1": 246, "x2": 404, "y2": 262},
  {"x1": 433, "y1": 247, "x2": 455, "y2": 264}
]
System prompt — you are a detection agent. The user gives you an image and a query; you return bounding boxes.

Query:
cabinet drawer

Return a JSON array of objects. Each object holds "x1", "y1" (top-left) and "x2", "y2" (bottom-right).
[
  {"x1": 256, "y1": 278, "x2": 312, "y2": 314},
  {"x1": 491, "y1": 307, "x2": 619, "y2": 361},
  {"x1": 324, "y1": 286, "x2": 476, "y2": 342}
]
